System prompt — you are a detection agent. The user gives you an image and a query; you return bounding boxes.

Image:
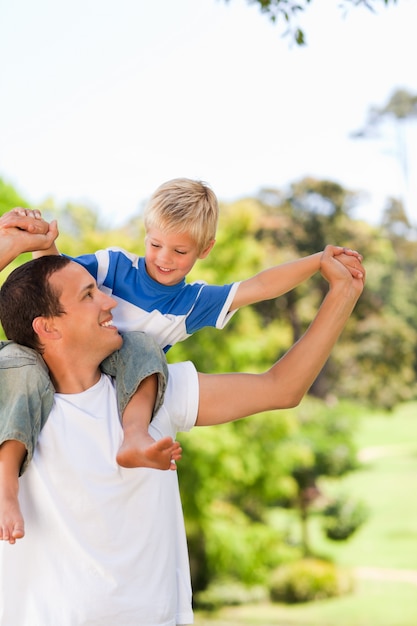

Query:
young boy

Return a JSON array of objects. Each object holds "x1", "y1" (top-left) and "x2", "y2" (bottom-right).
[
  {"x1": 30, "y1": 177, "x2": 364, "y2": 467},
  {"x1": 0, "y1": 211, "x2": 176, "y2": 545}
]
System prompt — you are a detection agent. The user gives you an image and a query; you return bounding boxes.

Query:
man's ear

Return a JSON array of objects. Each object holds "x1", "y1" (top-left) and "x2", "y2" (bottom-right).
[
  {"x1": 32, "y1": 317, "x2": 61, "y2": 341},
  {"x1": 198, "y1": 239, "x2": 215, "y2": 260}
]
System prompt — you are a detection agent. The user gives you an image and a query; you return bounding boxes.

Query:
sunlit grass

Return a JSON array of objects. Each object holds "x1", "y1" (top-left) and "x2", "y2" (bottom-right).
[{"x1": 195, "y1": 578, "x2": 417, "y2": 625}]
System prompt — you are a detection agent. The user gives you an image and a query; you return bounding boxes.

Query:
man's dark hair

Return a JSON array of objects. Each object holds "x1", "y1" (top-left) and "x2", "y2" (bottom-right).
[{"x1": 0, "y1": 255, "x2": 71, "y2": 352}]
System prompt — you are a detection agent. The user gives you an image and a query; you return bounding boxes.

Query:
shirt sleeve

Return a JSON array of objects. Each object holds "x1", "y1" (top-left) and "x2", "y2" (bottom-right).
[
  {"x1": 185, "y1": 281, "x2": 241, "y2": 334},
  {"x1": 69, "y1": 252, "x2": 100, "y2": 281},
  {"x1": 149, "y1": 362, "x2": 199, "y2": 441}
]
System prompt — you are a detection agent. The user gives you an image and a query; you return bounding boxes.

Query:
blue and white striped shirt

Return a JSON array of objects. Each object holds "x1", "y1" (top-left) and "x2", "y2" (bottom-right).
[{"x1": 73, "y1": 248, "x2": 240, "y2": 352}]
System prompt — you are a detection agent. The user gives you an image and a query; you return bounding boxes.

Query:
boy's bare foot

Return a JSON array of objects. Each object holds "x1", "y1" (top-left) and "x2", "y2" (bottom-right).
[
  {"x1": 0, "y1": 490, "x2": 25, "y2": 544},
  {"x1": 116, "y1": 433, "x2": 182, "y2": 470}
]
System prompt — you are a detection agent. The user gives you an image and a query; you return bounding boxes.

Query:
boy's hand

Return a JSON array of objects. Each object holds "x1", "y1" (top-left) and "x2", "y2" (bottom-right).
[
  {"x1": 320, "y1": 246, "x2": 366, "y2": 299},
  {"x1": 0, "y1": 209, "x2": 59, "y2": 252},
  {"x1": 322, "y1": 245, "x2": 364, "y2": 280},
  {"x1": 4, "y1": 208, "x2": 47, "y2": 234}
]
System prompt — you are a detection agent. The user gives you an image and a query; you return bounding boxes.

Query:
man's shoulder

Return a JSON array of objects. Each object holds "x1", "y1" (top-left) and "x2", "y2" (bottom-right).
[
  {"x1": 152, "y1": 362, "x2": 199, "y2": 435},
  {"x1": 0, "y1": 341, "x2": 47, "y2": 369}
]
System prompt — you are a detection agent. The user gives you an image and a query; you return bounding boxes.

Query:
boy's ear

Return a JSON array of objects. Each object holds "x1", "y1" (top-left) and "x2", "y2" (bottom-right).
[
  {"x1": 32, "y1": 317, "x2": 61, "y2": 341},
  {"x1": 198, "y1": 239, "x2": 215, "y2": 260}
]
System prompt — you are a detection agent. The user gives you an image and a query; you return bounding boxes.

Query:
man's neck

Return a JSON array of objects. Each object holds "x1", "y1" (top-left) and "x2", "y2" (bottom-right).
[{"x1": 44, "y1": 356, "x2": 102, "y2": 394}]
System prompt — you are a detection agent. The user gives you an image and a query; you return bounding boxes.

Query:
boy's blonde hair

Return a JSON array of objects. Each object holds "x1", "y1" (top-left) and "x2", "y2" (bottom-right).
[{"x1": 143, "y1": 178, "x2": 219, "y2": 252}]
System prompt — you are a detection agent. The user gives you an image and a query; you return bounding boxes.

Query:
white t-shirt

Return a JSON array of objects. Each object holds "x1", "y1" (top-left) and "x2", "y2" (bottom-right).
[{"x1": 0, "y1": 362, "x2": 199, "y2": 626}]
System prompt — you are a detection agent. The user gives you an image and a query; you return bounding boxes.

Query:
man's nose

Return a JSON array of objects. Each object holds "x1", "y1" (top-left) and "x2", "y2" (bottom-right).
[{"x1": 101, "y1": 292, "x2": 117, "y2": 309}]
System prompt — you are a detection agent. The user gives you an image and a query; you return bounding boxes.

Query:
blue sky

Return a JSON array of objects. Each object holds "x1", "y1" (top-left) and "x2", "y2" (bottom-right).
[{"x1": 1, "y1": 0, "x2": 416, "y2": 226}]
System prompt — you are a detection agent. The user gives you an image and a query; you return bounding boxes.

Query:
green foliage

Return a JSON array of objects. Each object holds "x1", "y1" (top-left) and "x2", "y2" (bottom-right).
[
  {"x1": 194, "y1": 580, "x2": 267, "y2": 610},
  {"x1": 269, "y1": 558, "x2": 354, "y2": 604},
  {"x1": 270, "y1": 398, "x2": 362, "y2": 556},
  {"x1": 322, "y1": 494, "x2": 369, "y2": 541},
  {"x1": 289, "y1": 398, "x2": 360, "y2": 481},
  {"x1": 178, "y1": 398, "x2": 363, "y2": 588},
  {"x1": 338, "y1": 311, "x2": 417, "y2": 409},
  {"x1": 0, "y1": 178, "x2": 28, "y2": 215},
  {"x1": 179, "y1": 410, "x2": 302, "y2": 589},
  {"x1": 204, "y1": 503, "x2": 291, "y2": 584}
]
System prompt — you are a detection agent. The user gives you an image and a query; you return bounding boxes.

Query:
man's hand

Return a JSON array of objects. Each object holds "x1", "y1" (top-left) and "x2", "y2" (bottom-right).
[
  {"x1": 320, "y1": 245, "x2": 365, "y2": 299},
  {"x1": 321, "y1": 245, "x2": 364, "y2": 280},
  {"x1": 0, "y1": 210, "x2": 59, "y2": 271},
  {"x1": 7, "y1": 207, "x2": 49, "y2": 234}
]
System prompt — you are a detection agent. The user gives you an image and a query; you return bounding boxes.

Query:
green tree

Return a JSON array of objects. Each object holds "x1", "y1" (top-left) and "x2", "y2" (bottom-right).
[
  {"x1": 179, "y1": 397, "x2": 365, "y2": 588},
  {"x1": 179, "y1": 406, "x2": 304, "y2": 590},
  {"x1": 257, "y1": 178, "x2": 417, "y2": 408},
  {"x1": 277, "y1": 399, "x2": 362, "y2": 556},
  {"x1": 0, "y1": 178, "x2": 28, "y2": 217}
]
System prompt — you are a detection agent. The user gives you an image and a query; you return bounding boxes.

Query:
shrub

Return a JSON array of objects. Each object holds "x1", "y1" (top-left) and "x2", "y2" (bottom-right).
[
  {"x1": 269, "y1": 558, "x2": 353, "y2": 604},
  {"x1": 322, "y1": 494, "x2": 369, "y2": 541},
  {"x1": 194, "y1": 580, "x2": 268, "y2": 611}
]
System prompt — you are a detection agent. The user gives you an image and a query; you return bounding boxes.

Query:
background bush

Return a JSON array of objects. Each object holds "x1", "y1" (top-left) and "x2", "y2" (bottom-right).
[{"x1": 269, "y1": 558, "x2": 354, "y2": 603}]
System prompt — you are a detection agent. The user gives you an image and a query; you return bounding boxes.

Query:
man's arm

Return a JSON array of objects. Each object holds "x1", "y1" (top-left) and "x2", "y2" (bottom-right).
[
  {"x1": 0, "y1": 211, "x2": 58, "y2": 271},
  {"x1": 196, "y1": 246, "x2": 364, "y2": 426},
  {"x1": 230, "y1": 245, "x2": 363, "y2": 311}
]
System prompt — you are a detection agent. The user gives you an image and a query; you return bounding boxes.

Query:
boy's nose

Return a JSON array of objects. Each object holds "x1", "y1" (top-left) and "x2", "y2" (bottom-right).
[{"x1": 157, "y1": 250, "x2": 172, "y2": 266}]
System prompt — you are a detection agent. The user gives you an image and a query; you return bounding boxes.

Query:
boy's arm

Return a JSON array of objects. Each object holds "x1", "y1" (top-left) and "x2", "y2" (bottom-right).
[
  {"x1": 230, "y1": 245, "x2": 363, "y2": 311},
  {"x1": 196, "y1": 246, "x2": 364, "y2": 426},
  {"x1": 32, "y1": 242, "x2": 60, "y2": 257}
]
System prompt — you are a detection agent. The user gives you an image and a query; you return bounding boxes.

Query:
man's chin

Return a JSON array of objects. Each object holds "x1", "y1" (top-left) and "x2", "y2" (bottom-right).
[
  {"x1": 113, "y1": 335, "x2": 124, "y2": 351},
  {"x1": 101, "y1": 335, "x2": 123, "y2": 358}
]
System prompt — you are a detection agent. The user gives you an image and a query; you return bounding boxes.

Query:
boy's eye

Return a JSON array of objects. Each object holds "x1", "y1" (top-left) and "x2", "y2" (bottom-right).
[
  {"x1": 151, "y1": 243, "x2": 161, "y2": 249},
  {"x1": 175, "y1": 250, "x2": 187, "y2": 255}
]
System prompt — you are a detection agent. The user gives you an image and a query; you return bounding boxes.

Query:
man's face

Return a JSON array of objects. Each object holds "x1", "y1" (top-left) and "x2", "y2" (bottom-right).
[{"x1": 48, "y1": 261, "x2": 123, "y2": 359}]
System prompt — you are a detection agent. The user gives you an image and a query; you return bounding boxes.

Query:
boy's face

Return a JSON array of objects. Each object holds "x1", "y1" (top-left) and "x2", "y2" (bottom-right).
[{"x1": 145, "y1": 228, "x2": 213, "y2": 286}]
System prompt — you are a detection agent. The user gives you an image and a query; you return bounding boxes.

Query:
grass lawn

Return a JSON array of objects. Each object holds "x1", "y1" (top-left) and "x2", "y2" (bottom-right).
[
  {"x1": 194, "y1": 402, "x2": 417, "y2": 626},
  {"x1": 194, "y1": 578, "x2": 417, "y2": 625},
  {"x1": 313, "y1": 402, "x2": 417, "y2": 571}
]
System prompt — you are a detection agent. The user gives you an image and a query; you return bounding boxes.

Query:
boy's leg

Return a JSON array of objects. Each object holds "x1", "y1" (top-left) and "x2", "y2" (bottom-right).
[
  {"x1": 0, "y1": 342, "x2": 54, "y2": 542},
  {"x1": 116, "y1": 374, "x2": 181, "y2": 470},
  {"x1": 100, "y1": 332, "x2": 180, "y2": 470},
  {"x1": 100, "y1": 331, "x2": 168, "y2": 416}
]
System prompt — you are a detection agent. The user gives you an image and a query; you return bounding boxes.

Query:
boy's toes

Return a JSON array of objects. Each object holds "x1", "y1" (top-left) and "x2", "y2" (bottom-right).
[{"x1": 12, "y1": 523, "x2": 24, "y2": 540}]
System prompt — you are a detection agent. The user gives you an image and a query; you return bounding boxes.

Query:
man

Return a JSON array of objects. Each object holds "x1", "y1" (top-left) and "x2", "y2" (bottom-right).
[
  {"x1": 0, "y1": 212, "x2": 170, "y2": 545},
  {"x1": 0, "y1": 249, "x2": 364, "y2": 625}
]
